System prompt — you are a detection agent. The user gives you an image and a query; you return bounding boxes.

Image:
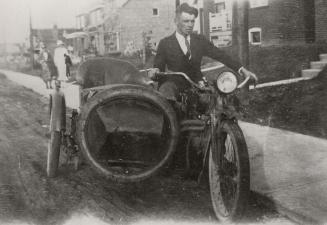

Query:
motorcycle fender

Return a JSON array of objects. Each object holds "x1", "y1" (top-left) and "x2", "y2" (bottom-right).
[{"x1": 49, "y1": 89, "x2": 66, "y2": 132}]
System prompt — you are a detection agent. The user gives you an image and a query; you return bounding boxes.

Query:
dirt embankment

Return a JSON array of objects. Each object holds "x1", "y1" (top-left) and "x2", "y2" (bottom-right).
[{"x1": 239, "y1": 68, "x2": 327, "y2": 139}]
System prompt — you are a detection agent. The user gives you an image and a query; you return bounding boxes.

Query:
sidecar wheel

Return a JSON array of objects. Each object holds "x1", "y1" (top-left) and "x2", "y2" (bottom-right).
[
  {"x1": 209, "y1": 120, "x2": 250, "y2": 222},
  {"x1": 47, "y1": 131, "x2": 61, "y2": 177}
]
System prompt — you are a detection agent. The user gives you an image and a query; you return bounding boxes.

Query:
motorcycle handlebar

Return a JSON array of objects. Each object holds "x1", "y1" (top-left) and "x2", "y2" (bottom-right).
[
  {"x1": 237, "y1": 76, "x2": 251, "y2": 89},
  {"x1": 152, "y1": 71, "x2": 252, "y2": 91},
  {"x1": 154, "y1": 72, "x2": 213, "y2": 92}
]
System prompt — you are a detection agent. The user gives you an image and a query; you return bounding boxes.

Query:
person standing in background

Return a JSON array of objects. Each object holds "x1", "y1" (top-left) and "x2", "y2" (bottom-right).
[
  {"x1": 64, "y1": 53, "x2": 72, "y2": 78},
  {"x1": 54, "y1": 40, "x2": 68, "y2": 82},
  {"x1": 38, "y1": 43, "x2": 52, "y2": 89}
]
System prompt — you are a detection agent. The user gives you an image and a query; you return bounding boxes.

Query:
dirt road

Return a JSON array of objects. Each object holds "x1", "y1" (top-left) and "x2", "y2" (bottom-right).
[{"x1": 0, "y1": 73, "x2": 293, "y2": 225}]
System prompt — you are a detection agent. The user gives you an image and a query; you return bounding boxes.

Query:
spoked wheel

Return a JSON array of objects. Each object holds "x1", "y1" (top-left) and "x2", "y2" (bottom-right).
[
  {"x1": 77, "y1": 84, "x2": 179, "y2": 182},
  {"x1": 209, "y1": 120, "x2": 250, "y2": 222},
  {"x1": 47, "y1": 88, "x2": 66, "y2": 177},
  {"x1": 47, "y1": 131, "x2": 61, "y2": 177}
]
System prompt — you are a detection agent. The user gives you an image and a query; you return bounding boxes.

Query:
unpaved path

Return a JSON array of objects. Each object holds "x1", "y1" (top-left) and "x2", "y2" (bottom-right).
[{"x1": 0, "y1": 73, "x2": 292, "y2": 225}]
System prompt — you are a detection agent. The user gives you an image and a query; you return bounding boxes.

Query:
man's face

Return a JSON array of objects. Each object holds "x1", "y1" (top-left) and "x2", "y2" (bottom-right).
[{"x1": 175, "y1": 12, "x2": 195, "y2": 36}]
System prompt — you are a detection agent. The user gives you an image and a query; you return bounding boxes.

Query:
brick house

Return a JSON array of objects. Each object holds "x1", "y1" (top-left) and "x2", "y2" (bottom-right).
[
  {"x1": 68, "y1": 0, "x2": 176, "y2": 56},
  {"x1": 248, "y1": 0, "x2": 315, "y2": 46},
  {"x1": 68, "y1": 2, "x2": 105, "y2": 56},
  {"x1": 197, "y1": 0, "x2": 327, "y2": 81},
  {"x1": 315, "y1": 0, "x2": 327, "y2": 43},
  {"x1": 207, "y1": 0, "x2": 327, "y2": 47},
  {"x1": 103, "y1": 0, "x2": 175, "y2": 55}
]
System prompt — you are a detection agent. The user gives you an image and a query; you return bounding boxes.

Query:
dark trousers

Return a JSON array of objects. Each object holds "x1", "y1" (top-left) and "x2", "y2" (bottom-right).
[
  {"x1": 66, "y1": 65, "x2": 71, "y2": 77},
  {"x1": 158, "y1": 77, "x2": 189, "y2": 101}
]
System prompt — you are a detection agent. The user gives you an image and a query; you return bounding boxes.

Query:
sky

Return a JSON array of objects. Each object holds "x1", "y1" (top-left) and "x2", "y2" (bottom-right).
[{"x1": 0, "y1": 0, "x2": 98, "y2": 44}]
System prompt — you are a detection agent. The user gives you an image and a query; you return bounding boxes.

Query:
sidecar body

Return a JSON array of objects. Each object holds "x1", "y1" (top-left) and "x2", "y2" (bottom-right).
[{"x1": 48, "y1": 57, "x2": 179, "y2": 182}]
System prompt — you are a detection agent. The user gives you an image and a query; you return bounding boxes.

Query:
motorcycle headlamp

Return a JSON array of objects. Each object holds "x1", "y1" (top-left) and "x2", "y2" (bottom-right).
[{"x1": 216, "y1": 71, "x2": 238, "y2": 94}]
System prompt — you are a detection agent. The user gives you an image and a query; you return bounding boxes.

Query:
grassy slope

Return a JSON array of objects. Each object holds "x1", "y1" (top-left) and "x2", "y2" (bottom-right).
[
  {"x1": 117, "y1": 55, "x2": 326, "y2": 139},
  {"x1": 239, "y1": 68, "x2": 327, "y2": 139}
]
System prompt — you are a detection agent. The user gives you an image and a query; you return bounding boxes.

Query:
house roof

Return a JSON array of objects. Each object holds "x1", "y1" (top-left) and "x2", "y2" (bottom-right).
[
  {"x1": 32, "y1": 28, "x2": 79, "y2": 44},
  {"x1": 89, "y1": 2, "x2": 105, "y2": 12},
  {"x1": 77, "y1": 0, "x2": 105, "y2": 15},
  {"x1": 64, "y1": 31, "x2": 88, "y2": 39},
  {"x1": 116, "y1": 0, "x2": 130, "y2": 8},
  {"x1": 105, "y1": 0, "x2": 130, "y2": 10}
]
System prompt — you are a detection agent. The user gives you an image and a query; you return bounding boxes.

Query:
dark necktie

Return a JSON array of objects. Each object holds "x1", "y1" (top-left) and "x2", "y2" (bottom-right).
[{"x1": 184, "y1": 36, "x2": 191, "y2": 60}]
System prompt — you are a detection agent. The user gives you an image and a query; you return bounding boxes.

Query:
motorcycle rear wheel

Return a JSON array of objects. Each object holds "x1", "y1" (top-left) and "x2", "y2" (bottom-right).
[
  {"x1": 209, "y1": 120, "x2": 250, "y2": 222},
  {"x1": 47, "y1": 131, "x2": 61, "y2": 177}
]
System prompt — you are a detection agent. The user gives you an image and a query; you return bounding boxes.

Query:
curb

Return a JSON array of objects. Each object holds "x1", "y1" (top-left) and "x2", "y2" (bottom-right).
[
  {"x1": 261, "y1": 195, "x2": 319, "y2": 225},
  {"x1": 249, "y1": 77, "x2": 312, "y2": 90}
]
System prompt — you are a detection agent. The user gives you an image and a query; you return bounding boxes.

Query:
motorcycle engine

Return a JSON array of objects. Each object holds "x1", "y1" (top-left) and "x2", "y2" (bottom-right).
[{"x1": 182, "y1": 90, "x2": 210, "y2": 118}]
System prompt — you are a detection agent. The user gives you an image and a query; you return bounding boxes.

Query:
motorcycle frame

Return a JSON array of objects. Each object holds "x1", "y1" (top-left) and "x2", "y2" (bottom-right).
[{"x1": 178, "y1": 88, "x2": 238, "y2": 181}]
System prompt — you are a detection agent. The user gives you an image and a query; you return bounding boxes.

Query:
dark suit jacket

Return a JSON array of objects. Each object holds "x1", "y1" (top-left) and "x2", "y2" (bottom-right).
[{"x1": 154, "y1": 32, "x2": 242, "y2": 83}]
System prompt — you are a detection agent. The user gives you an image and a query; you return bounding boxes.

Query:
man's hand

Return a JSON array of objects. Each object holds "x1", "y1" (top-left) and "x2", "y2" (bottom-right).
[
  {"x1": 147, "y1": 68, "x2": 160, "y2": 79},
  {"x1": 198, "y1": 80, "x2": 205, "y2": 88},
  {"x1": 239, "y1": 67, "x2": 258, "y2": 83},
  {"x1": 198, "y1": 77, "x2": 208, "y2": 88}
]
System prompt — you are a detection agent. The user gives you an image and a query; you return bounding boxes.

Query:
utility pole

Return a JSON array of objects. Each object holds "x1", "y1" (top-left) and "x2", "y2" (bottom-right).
[
  {"x1": 232, "y1": 0, "x2": 250, "y2": 104},
  {"x1": 232, "y1": 0, "x2": 249, "y2": 67},
  {"x1": 202, "y1": 0, "x2": 215, "y2": 39},
  {"x1": 29, "y1": 6, "x2": 34, "y2": 69},
  {"x1": 176, "y1": 0, "x2": 180, "y2": 7},
  {"x1": 3, "y1": 25, "x2": 8, "y2": 68},
  {"x1": 142, "y1": 31, "x2": 147, "y2": 66}
]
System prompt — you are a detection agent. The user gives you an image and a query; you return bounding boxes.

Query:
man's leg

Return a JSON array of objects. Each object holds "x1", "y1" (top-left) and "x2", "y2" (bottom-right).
[{"x1": 158, "y1": 81, "x2": 179, "y2": 101}]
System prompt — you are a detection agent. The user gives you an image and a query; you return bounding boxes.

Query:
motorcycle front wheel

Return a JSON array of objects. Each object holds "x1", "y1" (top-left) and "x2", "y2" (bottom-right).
[{"x1": 209, "y1": 120, "x2": 250, "y2": 222}]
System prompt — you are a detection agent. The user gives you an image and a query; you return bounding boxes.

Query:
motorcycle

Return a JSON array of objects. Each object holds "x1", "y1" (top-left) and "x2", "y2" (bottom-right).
[
  {"x1": 47, "y1": 57, "x2": 251, "y2": 222},
  {"x1": 150, "y1": 70, "x2": 251, "y2": 221}
]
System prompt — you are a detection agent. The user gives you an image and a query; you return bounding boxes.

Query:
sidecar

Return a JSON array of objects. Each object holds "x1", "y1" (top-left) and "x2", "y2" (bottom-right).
[{"x1": 47, "y1": 57, "x2": 179, "y2": 182}]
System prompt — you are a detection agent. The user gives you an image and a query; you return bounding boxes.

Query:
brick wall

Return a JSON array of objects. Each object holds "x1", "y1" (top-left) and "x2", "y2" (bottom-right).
[
  {"x1": 315, "y1": 0, "x2": 327, "y2": 43},
  {"x1": 118, "y1": 0, "x2": 175, "y2": 52},
  {"x1": 216, "y1": 43, "x2": 327, "y2": 82},
  {"x1": 249, "y1": 0, "x2": 306, "y2": 46}
]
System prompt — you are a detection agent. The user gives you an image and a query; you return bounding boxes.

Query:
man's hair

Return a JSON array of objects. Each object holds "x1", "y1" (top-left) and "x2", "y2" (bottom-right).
[{"x1": 176, "y1": 3, "x2": 198, "y2": 18}]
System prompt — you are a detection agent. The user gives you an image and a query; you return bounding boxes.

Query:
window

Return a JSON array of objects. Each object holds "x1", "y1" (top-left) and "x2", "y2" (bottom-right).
[
  {"x1": 152, "y1": 8, "x2": 159, "y2": 16},
  {"x1": 226, "y1": 21, "x2": 232, "y2": 29},
  {"x1": 104, "y1": 32, "x2": 119, "y2": 52},
  {"x1": 250, "y1": 0, "x2": 268, "y2": 8},
  {"x1": 211, "y1": 36, "x2": 219, "y2": 41},
  {"x1": 211, "y1": 36, "x2": 219, "y2": 46},
  {"x1": 214, "y1": 2, "x2": 225, "y2": 13},
  {"x1": 249, "y1": 27, "x2": 262, "y2": 45}
]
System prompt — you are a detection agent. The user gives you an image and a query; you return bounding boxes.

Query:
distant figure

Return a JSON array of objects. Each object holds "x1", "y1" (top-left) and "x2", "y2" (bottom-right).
[
  {"x1": 40, "y1": 61, "x2": 52, "y2": 89},
  {"x1": 64, "y1": 53, "x2": 72, "y2": 78},
  {"x1": 38, "y1": 43, "x2": 52, "y2": 89},
  {"x1": 54, "y1": 40, "x2": 68, "y2": 81}
]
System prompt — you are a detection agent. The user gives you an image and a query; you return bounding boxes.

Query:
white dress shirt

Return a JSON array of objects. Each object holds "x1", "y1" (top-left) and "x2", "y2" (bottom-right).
[{"x1": 175, "y1": 31, "x2": 191, "y2": 56}]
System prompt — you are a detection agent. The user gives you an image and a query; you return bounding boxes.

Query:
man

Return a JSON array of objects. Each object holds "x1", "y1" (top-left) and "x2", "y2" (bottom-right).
[
  {"x1": 54, "y1": 40, "x2": 69, "y2": 82},
  {"x1": 149, "y1": 3, "x2": 257, "y2": 101}
]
